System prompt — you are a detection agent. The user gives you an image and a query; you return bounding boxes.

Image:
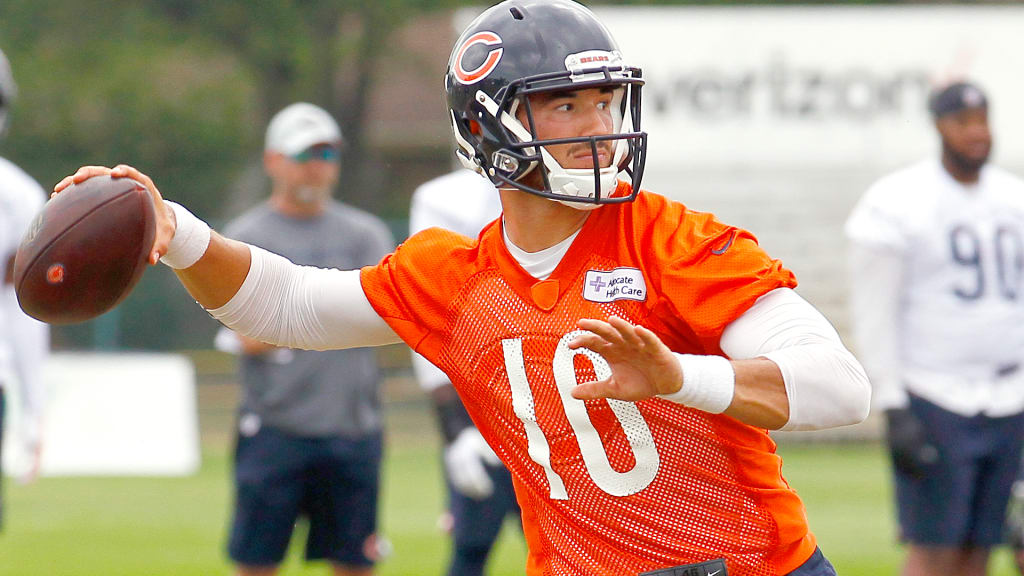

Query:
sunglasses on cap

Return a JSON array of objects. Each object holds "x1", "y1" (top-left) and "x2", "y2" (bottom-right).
[{"x1": 291, "y1": 144, "x2": 340, "y2": 163}]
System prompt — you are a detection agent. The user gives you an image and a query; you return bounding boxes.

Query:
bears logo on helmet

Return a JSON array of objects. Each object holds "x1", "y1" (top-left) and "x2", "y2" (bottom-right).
[{"x1": 453, "y1": 32, "x2": 504, "y2": 86}]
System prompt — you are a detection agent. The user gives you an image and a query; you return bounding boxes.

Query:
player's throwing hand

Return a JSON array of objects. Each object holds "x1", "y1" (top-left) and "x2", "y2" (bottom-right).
[
  {"x1": 54, "y1": 164, "x2": 175, "y2": 266},
  {"x1": 569, "y1": 316, "x2": 684, "y2": 402}
]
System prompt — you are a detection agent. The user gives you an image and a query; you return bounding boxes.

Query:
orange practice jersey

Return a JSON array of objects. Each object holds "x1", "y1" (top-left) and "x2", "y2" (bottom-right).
[{"x1": 361, "y1": 188, "x2": 812, "y2": 576}]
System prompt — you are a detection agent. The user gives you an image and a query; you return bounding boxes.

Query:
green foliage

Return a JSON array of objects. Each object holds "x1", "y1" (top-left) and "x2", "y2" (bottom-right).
[
  {"x1": 0, "y1": 1, "x2": 459, "y2": 350},
  {"x1": 0, "y1": 2, "x2": 258, "y2": 219}
]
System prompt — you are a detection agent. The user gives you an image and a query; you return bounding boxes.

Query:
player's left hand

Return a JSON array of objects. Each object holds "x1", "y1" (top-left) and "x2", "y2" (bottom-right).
[{"x1": 569, "y1": 317, "x2": 682, "y2": 402}]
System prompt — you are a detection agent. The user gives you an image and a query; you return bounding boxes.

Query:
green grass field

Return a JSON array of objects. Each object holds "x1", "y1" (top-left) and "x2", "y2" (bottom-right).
[{"x1": 1, "y1": 392, "x2": 1020, "y2": 575}]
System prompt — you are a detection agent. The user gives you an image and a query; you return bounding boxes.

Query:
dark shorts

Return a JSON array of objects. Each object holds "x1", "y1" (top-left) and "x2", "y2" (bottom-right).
[
  {"x1": 894, "y1": 394, "x2": 1024, "y2": 546},
  {"x1": 787, "y1": 548, "x2": 837, "y2": 576},
  {"x1": 447, "y1": 461, "x2": 520, "y2": 550},
  {"x1": 228, "y1": 425, "x2": 383, "y2": 567}
]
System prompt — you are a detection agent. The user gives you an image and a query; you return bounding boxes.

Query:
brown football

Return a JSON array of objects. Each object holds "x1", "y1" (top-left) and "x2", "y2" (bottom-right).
[{"x1": 13, "y1": 175, "x2": 156, "y2": 324}]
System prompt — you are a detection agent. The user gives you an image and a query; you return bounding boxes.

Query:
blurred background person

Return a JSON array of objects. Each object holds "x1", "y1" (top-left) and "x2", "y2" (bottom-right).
[
  {"x1": 214, "y1": 102, "x2": 395, "y2": 576},
  {"x1": 0, "y1": 46, "x2": 49, "y2": 529},
  {"x1": 408, "y1": 168, "x2": 521, "y2": 576},
  {"x1": 846, "y1": 81, "x2": 1024, "y2": 576}
]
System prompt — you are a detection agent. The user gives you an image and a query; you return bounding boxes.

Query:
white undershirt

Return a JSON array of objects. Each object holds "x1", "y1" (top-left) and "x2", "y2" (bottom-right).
[{"x1": 502, "y1": 222, "x2": 579, "y2": 280}]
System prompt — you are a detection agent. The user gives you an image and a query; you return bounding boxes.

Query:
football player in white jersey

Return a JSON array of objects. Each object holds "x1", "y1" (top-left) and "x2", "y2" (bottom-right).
[
  {"x1": 846, "y1": 81, "x2": 1024, "y2": 576},
  {"x1": 408, "y1": 169, "x2": 521, "y2": 576},
  {"x1": 0, "y1": 47, "x2": 50, "y2": 529}
]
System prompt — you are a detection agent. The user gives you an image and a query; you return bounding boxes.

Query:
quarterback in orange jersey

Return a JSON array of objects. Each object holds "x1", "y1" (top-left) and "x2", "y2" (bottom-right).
[{"x1": 55, "y1": 1, "x2": 870, "y2": 575}]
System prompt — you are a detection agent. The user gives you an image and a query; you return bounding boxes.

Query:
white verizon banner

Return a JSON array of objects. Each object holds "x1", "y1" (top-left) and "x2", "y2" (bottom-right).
[
  {"x1": 595, "y1": 5, "x2": 1024, "y2": 170},
  {"x1": 2, "y1": 352, "x2": 200, "y2": 477}
]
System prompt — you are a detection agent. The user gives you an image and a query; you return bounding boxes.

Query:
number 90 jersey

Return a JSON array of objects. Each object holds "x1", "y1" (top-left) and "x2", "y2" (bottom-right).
[
  {"x1": 361, "y1": 187, "x2": 807, "y2": 576},
  {"x1": 846, "y1": 159, "x2": 1024, "y2": 417}
]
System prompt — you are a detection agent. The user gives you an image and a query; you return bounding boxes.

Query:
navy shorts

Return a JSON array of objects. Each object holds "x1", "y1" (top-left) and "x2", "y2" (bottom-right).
[
  {"x1": 228, "y1": 425, "x2": 383, "y2": 567},
  {"x1": 894, "y1": 394, "x2": 1024, "y2": 546},
  {"x1": 447, "y1": 461, "x2": 520, "y2": 551},
  {"x1": 786, "y1": 548, "x2": 837, "y2": 576}
]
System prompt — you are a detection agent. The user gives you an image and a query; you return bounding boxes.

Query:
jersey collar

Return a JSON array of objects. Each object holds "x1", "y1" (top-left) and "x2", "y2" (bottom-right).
[{"x1": 484, "y1": 196, "x2": 624, "y2": 311}]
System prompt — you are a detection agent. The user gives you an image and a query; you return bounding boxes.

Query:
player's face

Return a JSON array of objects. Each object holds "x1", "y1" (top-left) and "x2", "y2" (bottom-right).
[
  {"x1": 937, "y1": 108, "x2": 992, "y2": 170},
  {"x1": 518, "y1": 87, "x2": 618, "y2": 172}
]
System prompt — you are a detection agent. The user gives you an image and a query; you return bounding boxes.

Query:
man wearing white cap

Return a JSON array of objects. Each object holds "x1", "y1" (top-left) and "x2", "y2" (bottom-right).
[{"x1": 215, "y1": 102, "x2": 395, "y2": 576}]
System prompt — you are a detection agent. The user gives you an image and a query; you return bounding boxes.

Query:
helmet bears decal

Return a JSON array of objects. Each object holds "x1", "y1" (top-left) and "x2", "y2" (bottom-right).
[{"x1": 453, "y1": 31, "x2": 504, "y2": 86}]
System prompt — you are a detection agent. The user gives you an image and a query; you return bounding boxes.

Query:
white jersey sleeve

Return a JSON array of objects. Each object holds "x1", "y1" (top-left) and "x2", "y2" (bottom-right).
[{"x1": 846, "y1": 242, "x2": 906, "y2": 411}]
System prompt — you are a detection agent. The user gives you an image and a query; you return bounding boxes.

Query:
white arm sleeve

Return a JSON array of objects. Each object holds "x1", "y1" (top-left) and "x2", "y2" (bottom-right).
[
  {"x1": 720, "y1": 287, "x2": 871, "y2": 431},
  {"x1": 847, "y1": 242, "x2": 906, "y2": 411},
  {"x1": 208, "y1": 245, "x2": 402, "y2": 350}
]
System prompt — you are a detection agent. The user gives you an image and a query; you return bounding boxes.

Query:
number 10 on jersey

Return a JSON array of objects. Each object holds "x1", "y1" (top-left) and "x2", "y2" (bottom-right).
[{"x1": 502, "y1": 330, "x2": 661, "y2": 500}]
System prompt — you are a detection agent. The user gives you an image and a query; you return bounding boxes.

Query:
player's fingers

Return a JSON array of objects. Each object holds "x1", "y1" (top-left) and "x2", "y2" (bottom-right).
[
  {"x1": 567, "y1": 331, "x2": 614, "y2": 352},
  {"x1": 112, "y1": 164, "x2": 146, "y2": 183},
  {"x1": 149, "y1": 208, "x2": 176, "y2": 265},
  {"x1": 570, "y1": 378, "x2": 612, "y2": 401},
  {"x1": 114, "y1": 165, "x2": 163, "y2": 201},
  {"x1": 53, "y1": 175, "x2": 75, "y2": 194},
  {"x1": 573, "y1": 378, "x2": 642, "y2": 401},
  {"x1": 576, "y1": 319, "x2": 626, "y2": 347},
  {"x1": 54, "y1": 166, "x2": 110, "y2": 193},
  {"x1": 72, "y1": 165, "x2": 113, "y2": 184},
  {"x1": 634, "y1": 325, "x2": 666, "y2": 353},
  {"x1": 608, "y1": 316, "x2": 644, "y2": 348}
]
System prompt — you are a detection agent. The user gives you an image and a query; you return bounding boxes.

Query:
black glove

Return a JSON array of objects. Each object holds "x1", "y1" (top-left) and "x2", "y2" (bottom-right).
[
  {"x1": 431, "y1": 384, "x2": 475, "y2": 446},
  {"x1": 884, "y1": 408, "x2": 939, "y2": 479}
]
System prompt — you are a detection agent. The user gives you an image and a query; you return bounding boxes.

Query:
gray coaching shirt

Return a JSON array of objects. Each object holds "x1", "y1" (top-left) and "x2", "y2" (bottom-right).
[{"x1": 224, "y1": 200, "x2": 395, "y2": 438}]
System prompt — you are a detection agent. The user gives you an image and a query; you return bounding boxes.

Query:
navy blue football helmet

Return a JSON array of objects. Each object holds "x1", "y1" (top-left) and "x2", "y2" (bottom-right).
[{"x1": 445, "y1": 0, "x2": 646, "y2": 208}]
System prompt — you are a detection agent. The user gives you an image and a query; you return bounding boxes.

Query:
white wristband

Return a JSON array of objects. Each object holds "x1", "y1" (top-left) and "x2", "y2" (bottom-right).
[
  {"x1": 160, "y1": 201, "x2": 211, "y2": 269},
  {"x1": 659, "y1": 353, "x2": 735, "y2": 414}
]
